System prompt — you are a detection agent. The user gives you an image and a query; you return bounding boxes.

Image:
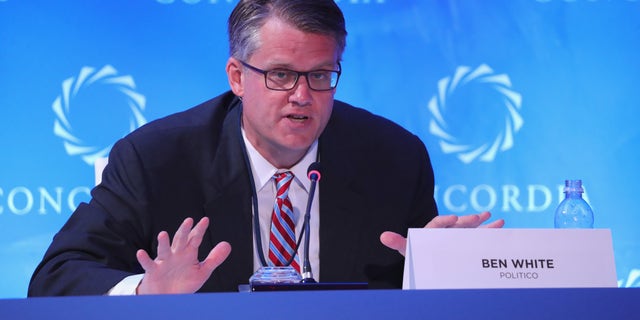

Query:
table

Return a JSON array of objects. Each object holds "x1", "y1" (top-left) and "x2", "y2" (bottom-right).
[{"x1": 2, "y1": 288, "x2": 638, "y2": 319}]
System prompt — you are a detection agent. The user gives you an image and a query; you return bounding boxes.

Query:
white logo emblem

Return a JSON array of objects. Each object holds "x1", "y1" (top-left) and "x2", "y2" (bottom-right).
[
  {"x1": 52, "y1": 65, "x2": 147, "y2": 165},
  {"x1": 428, "y1": 64, "x2": 523, "y2": 163}
]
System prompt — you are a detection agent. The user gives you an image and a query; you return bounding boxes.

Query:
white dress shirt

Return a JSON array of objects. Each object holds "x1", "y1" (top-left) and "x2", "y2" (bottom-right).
[{"x1": 242, "y1": 129, "x2": 320, "y2": 281}]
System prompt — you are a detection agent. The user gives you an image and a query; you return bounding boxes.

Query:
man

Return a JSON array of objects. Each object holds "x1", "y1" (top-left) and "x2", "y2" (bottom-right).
[{"x1": 28, "y1": 0, "x2": 503, "y2": 296}]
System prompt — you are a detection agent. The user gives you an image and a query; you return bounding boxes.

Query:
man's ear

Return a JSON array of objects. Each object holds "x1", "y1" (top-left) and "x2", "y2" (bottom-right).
[{"x1": 226, "y1": 57, "x2": 244, "y2": 97}]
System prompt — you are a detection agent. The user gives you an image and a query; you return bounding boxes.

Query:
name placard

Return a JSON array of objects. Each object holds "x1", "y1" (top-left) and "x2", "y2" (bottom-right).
[{"x1": 402, "y1": 228, "x2": 617, "y2": 289}]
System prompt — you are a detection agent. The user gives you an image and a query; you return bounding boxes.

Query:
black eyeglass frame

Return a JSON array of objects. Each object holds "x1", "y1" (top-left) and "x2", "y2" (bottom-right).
[{"x1": 240, "y1": 60, "x2": 342, "y2": 91}]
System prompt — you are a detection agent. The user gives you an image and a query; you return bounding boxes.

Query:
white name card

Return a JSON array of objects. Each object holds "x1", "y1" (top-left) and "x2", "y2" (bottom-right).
[{"x1": 402, "y1": 228, "x2": 617, "y2": 289}]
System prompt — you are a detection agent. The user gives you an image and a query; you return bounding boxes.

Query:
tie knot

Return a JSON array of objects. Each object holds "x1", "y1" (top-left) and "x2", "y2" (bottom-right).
[
  {"x1": 274, "y1": 171, "x2": 293, "y2": 182},
  {"x1": 274, "y1": 171, "x2": 294, "y2": 198}
]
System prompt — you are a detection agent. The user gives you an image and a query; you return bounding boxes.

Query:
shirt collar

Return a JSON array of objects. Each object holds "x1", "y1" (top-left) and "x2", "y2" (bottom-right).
[{"x1": 241, "y1": 128, "x2": 318, "y2": 193}]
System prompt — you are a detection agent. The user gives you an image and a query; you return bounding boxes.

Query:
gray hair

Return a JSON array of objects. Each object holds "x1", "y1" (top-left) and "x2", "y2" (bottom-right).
[{"x1": 228, "y1": 0, "x2": 347, "y2": 61}]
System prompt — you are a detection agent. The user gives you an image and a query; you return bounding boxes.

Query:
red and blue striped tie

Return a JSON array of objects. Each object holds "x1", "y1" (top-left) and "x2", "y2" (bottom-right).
[{"x1": 268, "y1": 171, "x2": 300, "y2": 272}]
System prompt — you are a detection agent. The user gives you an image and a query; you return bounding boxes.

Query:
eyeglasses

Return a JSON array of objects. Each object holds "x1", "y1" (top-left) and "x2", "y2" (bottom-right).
[{"x1": 240, "y1": 60, "x2": 341, "y2": 91}]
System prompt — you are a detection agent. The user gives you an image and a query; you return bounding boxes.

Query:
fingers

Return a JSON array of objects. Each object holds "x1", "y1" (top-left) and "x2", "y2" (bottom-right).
[
  {"x1": 145, "y1": 217, "x2": 210, "y2": 264},
  {"x1": 426, "y1": 212, "x2": 502, "y2": 228},
  {"x1": 156, "y1": 231, "x2": 171, "y2": 259},
  {"x1": 454, "y1": 211, "x2": 496, "y2": 228},
  {"x1": 171, "y1": 218, "x2": 195, "y2": 251},
  {"x1": 187, "y1": 217, "x2": 210, "y2": 249},
  {"x1": 201, "y1": 241, "x2": 232, "y2": 271},
  {"x1": 161, "y1": 217, "x2": 210, "y2": 253},
  {"x1": 136, "y1": 249, "x2": 155, "y2": 272},
  {"x1": 481, "y1": 218, "x2": 505, "y2": 228},
  {"x1": 453, "y1": 212, "x2": 483, "y2": 228},
  {"x1": 476, "y1": 211, "x2": 492, "y2": 224},
  {"x1": 425, "y1": 214, "x2": 459, "y2": 228},
  {"x1": 380, "y1": 231, "x2": 407, "y2": 256}
]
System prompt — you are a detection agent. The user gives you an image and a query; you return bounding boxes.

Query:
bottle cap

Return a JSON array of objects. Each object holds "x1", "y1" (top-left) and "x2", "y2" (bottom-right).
[{"x1": 564, "y1": 179, "x2": 584, "y2": 193}]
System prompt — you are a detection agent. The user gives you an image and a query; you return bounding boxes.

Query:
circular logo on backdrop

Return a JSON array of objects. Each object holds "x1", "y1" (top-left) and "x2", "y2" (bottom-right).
[
  {"x1": 52, "y1": 65, "x2": 147, "y2": 165},
  {"x1": 427, "y1": 64, "x2": 523, "y2": 164}
]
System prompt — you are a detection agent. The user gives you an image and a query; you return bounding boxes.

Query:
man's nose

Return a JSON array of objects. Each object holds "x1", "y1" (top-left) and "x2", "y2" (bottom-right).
[{"x1": 289, "y1": 75, "x2": 312, "y2": 106}]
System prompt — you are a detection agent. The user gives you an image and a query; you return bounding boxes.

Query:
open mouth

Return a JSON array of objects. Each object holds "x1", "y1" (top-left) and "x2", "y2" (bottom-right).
[{"x1": 287, "y1": 115, "x2": 309, "y2": 121}]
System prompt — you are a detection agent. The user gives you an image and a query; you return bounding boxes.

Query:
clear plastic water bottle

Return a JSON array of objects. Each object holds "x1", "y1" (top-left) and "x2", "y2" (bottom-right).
[{"x1": 554, "y1": 179, "x2": 594, "y2": 228}]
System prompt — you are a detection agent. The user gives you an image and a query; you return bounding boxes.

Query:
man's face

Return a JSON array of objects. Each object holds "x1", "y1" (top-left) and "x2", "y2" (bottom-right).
[{"x1": 232, "y1": 17, "x2": 339, "y2": 168}]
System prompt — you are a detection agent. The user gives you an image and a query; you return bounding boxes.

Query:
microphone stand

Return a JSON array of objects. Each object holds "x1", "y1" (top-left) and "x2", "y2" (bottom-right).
[{"x1": 301, "y1": 167, "x2": 319, "y2": 283}]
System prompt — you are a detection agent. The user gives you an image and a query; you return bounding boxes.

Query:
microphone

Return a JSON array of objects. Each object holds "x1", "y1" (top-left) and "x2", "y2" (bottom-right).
[{"x1": 301, "y1": 162, "x2": 321, "y2": 283}]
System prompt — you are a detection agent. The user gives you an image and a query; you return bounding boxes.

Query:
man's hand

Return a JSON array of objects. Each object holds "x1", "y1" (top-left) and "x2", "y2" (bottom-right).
[
  {"x1": 380, "y1": 211, "x2": 505, "y2": 256},
  {"x1": 135, "y1": 217, "x2": 232, "y2": 294}
]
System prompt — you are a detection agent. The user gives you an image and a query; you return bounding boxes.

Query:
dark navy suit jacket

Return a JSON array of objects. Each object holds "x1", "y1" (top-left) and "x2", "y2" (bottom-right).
[{"x1": 28, "y1": 91, "x2": 438, "y2": 296}]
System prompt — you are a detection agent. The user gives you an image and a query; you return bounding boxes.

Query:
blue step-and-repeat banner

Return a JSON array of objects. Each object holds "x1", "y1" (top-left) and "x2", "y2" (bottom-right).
[{"x1": 1, "y1": 0, "x2": 639, "y2": 298}]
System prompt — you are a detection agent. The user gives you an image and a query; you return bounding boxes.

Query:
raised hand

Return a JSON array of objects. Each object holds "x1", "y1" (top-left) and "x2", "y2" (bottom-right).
[
  {"x1": 135, "y1": 217, "x2": 232, "y2": 294},
  {"x1": 380, "y1": 211, "x2": 504, "y2": 256}
]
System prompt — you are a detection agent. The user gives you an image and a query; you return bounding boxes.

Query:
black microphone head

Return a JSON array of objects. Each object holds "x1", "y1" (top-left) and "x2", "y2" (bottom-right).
[{"x1": 307, "y1": 162, "x2": 322, "y2": 181}]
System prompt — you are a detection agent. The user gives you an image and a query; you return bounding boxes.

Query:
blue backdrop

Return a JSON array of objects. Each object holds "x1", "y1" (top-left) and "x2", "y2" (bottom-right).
[{"x1": 1, "y1": 0, "x2": 639, "y2": 298}]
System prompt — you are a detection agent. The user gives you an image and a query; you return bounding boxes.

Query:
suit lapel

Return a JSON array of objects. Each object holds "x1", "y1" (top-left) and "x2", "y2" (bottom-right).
[
  {"x1": 201, "y1": 103, "x2": 254, "y2": 291},
  {"x1": 318, "y1": 112, "x2": 369, "y2": 282}
]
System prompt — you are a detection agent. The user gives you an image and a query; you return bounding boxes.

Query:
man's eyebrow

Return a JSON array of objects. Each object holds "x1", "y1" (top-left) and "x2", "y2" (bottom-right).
[{"x1": 266, "y1": 62, "x2": 337, "y2": 71}]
